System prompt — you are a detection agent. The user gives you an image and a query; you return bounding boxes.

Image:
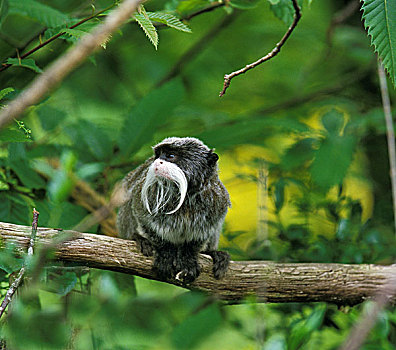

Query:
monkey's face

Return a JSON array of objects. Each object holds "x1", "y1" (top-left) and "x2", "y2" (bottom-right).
[
  {"x1": 153, "y1": 139, "x2": 219, "y2": 191},
  {"x1": 141, "y1": 156, "x2": 188, "y2": 216},
  {"x1": 141, "y1": 137, "x2": 219, "y2": 215}
]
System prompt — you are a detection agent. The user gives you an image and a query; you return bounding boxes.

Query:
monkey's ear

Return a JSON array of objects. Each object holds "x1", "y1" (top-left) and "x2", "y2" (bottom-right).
[{"x1": 208, "y1": 150, "x2": 219, "y2": 165}]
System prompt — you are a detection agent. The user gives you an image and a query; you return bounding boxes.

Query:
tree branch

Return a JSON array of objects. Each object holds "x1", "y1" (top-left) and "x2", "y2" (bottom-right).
[
  {"x1": 0, "y1": 0, "x2": 144, "y2": 129},
  {"x1": 219, "y1": 0, "x2": 301, "y2": 97},
  {"x1": 1, "y1": 221, "x2": 395, "y2": 305}
]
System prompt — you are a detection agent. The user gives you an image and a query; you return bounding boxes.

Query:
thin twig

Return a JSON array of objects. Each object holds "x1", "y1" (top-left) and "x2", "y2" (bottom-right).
[
  {"x1": 0, "y1": 4, "x2": 117, "y2": 73},
  {"x1": 0, "y1": 209, "x2": 39, "y2": 319},
  {"x1": 219, "y1": 0, "x2": 301, "y2": 97},
  {"x1": 183, "y1": 1, "x2": 225, "y2": 21},
  {"x1": 378, "y1": 60, "x2": 396, "y2": 235},
  {"x1": 0, "y1": 0, "x2": 144, "y2": 129}
]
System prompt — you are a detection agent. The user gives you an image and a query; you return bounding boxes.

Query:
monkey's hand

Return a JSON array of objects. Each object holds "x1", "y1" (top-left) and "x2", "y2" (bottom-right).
[
  {"x1": 153, "y1": 244, "x2": 178, "y2": 280},
  {"x1": 175, "y1": 257, "x2": 201, "y2": 284},
  {"x1": 203, "y1": 250, "x2": 230, "y2": 279}
]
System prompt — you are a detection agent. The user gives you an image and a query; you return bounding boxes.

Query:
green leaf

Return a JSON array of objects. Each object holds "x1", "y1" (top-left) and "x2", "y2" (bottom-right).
[
  {"x1": 44, "y1": 269, "x2": 78, "y2": 296},
  {"x1": 289, "y1": 305, "x2": 326, "y2": 350},
  {"x1": 0, "y1": 243, "x2": 24, "y2": 274},
  {"x1": 199, "y1": 117, "x2": 309, "y2": 148},
  {"x1": 76, "y1": 162, "x2": 104, "y2": 180},
  {"x1": 281, "y1": 138, "x2": 315, "y2": 170},
  {"x1": 147, "y1": 12, "x2": 191, "y2": 33},
  {"x1": 0, "y1": 127, "x2": 31, "y2": 142},
  {"x1": 37, "y1": 105, "x2": 67, "y2": 131},
  {"x1": 6, "y1": 58, "x2": 42, "y2": 73},
  {"x1": 0, "y1": 192, "x2": 31, "y2": 225},
  {"x1": 9, "y1": 160, "x2": 45, "y2": 188},
  {"x1": 270, "y1": 0, "x2": 295, "y2": 25},
  {"x1": 8, "y1": 143, "x2": 46, "y2": 188},
  {"x1": 321, "y1": 109, "x2": 345, "y2": 135},
  {"x1": 171, "y1": 304, "x2": 222, "y2": 349},
  {"x1": 47, "y1": 151, "x2": 77, "y2": 203},
  {"x1": 0, "y1": 87, "x2": 14, "y2": 101},
  {"x1": 177, "y1": 0, "x2": 207, "y2": 15},
  {"x1": 230, "y1": 0, "x2": 260, "y2": 10},
  {"x1": 79, "y1": 120, "x2": 113, "y2": 161},
  {"x1": 118, "y1": 79, "x2": 184, "y2": 157},
  {"x1": 135, "y1": 6, "x2": 158, "y2": 49},
  {"x1": 310, "y1": 134, "x2": 356, "y2": 190},
  {"x1": 8, "y1": 0, "x2": 71, "y2": 28},
  {"x1": 0, "y1": 0, "x2": 9, "y2": 26},
  {"x1": 362, "y1": 0, "x2": 396, "y2": 85},
  {"x1": 273, "y1": 180, "x2": 285, "y2": 212}
]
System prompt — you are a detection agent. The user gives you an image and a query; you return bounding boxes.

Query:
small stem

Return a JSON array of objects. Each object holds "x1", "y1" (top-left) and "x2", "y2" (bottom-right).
[
  {"x1": 0, "y1": 209, "x2": 39, "y2": 319},
  {"x1": 0, "y1": 3, "x2": 116, "y2": 73},
  {"x1": 377, "y1": 60, "x2": 396, "y2": 236},
  {"x1": 219, "y1": 0, "x2": 301, "y2": 97}
]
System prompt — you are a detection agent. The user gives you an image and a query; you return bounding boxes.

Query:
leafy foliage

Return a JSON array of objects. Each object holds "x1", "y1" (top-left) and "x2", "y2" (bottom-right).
[
  {"x1": 148, "y1": 12, "x2": 192, "y2": 33},
  {"x1": 6, "y1": 58, "x2": 42, "y2": 73},
  {"x1": 361, "y1": 0, "x2": 396, "y2": 84},
  {"x1": 0, "y1": 0, "x2": 8, "y2": 26},
  {"x1": 8, "y1": 0, "x2": 72, "y2": 28},
  {"x1": 135, "y1": 5, "x2": 159, "y2": 49},
  {"x1": 0, "y1": 0, "x2": 395, "y2": 349}
]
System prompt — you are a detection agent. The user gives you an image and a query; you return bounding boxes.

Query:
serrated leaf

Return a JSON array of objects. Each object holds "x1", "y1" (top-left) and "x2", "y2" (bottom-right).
[
  {"x1": 135, "y1": 6, "x2": 158, "y2": 49},
  {"x1": 0, "y1": 87, "x2": 14, "y2": 101},
  {"x1": 147, "y1": 12, "x2": 191, "y2": 33},
  {"x1": 361, "y1": 0, "x2": 396, "y2": 84},
  {"x1": 8, "y1": 0, "x2": 71, "y2": 28},
  {"x1": 61, "y1": 28, "x2": 86, "y2": 42},
  {"x1": 0, "y1": 0, "x2": 9, "y2": 26},
  {"x1": 6, "y1": 58, "x2": 42, "y2": 73}
]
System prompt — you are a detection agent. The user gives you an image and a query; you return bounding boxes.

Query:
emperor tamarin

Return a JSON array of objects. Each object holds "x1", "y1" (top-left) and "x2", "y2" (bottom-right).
[{"x1": 117, "y1": 137, "x2": 231, "y2": 283}]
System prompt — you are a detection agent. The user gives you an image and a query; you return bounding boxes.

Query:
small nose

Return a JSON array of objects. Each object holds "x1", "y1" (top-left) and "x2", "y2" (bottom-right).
[{"x1": 159, "y1": 160, "x2": 163, "y2": 164}]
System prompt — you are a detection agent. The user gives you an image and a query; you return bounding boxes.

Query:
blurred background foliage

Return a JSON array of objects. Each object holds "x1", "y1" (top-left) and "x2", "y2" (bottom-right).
[{"x1": 0, "y1": 0, "x2": 396, "y2": 349}]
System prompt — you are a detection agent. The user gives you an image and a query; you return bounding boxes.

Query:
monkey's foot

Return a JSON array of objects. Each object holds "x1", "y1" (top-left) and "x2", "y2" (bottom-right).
[
  {"x1": 137, "y1": 237, "x2": 155, "y2": 257},
  {"x1": 153, "y1": 250, "x2": 178, "y2": 280},
  {"x1": 204, "y1": 250, "x2": 230, "y2": 279},
  {"x1": 175, "y1": 259, "x2": 201, "y2": 284}
]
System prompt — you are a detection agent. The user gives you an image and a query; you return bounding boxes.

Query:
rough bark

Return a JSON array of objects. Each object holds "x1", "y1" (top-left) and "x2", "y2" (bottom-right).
[{"x1": 1, "y1": 221, "x2": 395, "y2": 305}]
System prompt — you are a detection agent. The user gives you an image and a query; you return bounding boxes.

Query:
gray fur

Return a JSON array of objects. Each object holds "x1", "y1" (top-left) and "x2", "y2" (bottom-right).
[{"x1": 117, "y1": 137, "x2": 231, "y2": 282}]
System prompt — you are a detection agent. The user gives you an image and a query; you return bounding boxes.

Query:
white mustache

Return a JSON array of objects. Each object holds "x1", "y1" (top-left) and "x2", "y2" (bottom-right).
[{"x1": 141, "y1": 159, "x2": 188, "y2": 215}]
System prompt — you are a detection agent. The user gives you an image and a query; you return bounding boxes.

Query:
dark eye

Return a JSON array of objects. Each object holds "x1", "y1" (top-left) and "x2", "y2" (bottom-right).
[{"x1": 167, "y1": 153, "x2": 175, "y2": 159}]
